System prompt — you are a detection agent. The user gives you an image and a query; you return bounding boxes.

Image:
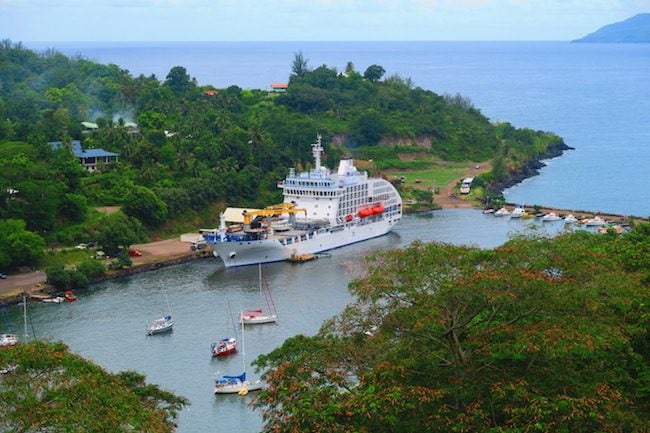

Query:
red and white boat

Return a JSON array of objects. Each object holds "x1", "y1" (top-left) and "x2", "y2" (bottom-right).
[
  {"x1": 240, "y1": 264, "x2": 278, "y2": 325},
  {"x1": 211, "y1": 337, "x2": 237, "y2": 357},
  {"x1": 211, "y1": 301, "x2": 238, "y2": 357}
]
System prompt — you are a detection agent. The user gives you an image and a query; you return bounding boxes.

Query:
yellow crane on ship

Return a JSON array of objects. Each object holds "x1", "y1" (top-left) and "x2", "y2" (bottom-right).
[{"x1": 242, "y1": 203, "x2": 307, "y2": 226}]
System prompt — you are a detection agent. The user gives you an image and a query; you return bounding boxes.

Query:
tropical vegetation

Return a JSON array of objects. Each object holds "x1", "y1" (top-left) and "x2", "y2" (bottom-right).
[
  {"x1": 1, "y1": 41, "x2": 565, "y2": 271},
  {"x1": 0, "y1": 341, "x2": 187, "y2": 432}
]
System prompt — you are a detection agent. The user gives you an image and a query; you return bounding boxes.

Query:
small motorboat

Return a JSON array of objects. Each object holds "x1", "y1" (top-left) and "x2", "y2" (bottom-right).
[
  {"x1": 43, "y1": 296, "x2": 65, "y2": 303},
  {"x1": 542, "y1": 212, "x2": 562, "y2": 222},
  {"x1": 482, "y1": 209, "x2": 495, "y2": 215},
  {"x1": 564, "y1": 214, "x2": 578, "y2": 224},
  {"x1": 494, "y1": 207, "x2": 511, "y2": 217},
  {"x1": 585, "y1": 216, "x2": 607, "y2": 226},
  {"x1": 147, "y1": 315, "x2": 174, "y2": 335},
  {"x1": 510, "y1": 207, "x2": 527, "y2": 218},
  {"x1": 64, "y1": 291, "x2": 77, "y2": 302}
]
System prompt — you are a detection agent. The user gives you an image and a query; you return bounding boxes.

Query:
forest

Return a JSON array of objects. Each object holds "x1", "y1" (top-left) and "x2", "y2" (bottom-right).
[{"x1": 1, "y1": 40, "x2": 565, "y2": 271}]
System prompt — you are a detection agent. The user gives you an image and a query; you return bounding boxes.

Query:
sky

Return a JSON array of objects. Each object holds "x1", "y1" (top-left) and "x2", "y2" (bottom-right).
[{"x1": 0, "y1": 0, "x2": 648, "y2": 42}]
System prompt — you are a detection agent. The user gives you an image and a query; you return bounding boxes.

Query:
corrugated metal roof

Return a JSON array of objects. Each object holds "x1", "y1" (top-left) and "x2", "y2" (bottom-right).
[
  {"x1": 223, "y1": 207, "x2": 261, "y2": 223},
  {"x1": 79, "y1": 149, "x2": 119, "y2": 158}
]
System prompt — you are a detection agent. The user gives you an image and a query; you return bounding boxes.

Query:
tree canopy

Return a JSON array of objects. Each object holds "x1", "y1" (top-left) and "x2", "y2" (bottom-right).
[
  {"x1": 0, "y1": 341, "x2": 187, "y2": 432},
  {"x1": 253, "y1": 225, "x2": 650, "y2": 433}
]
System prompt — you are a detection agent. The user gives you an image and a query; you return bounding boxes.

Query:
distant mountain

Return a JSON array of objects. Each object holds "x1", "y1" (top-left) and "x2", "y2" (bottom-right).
[{"x1": 573, "y1": 13, "x2": 650, "y2": 43}]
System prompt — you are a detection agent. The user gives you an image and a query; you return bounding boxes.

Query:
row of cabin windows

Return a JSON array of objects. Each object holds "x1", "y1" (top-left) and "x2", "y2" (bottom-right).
[
  {"x1": 285, "y1": 189, "x2": 338, "y2": 197},
  {"x1": 287, "y1": 181, "x2": 334, "y2": 188}
]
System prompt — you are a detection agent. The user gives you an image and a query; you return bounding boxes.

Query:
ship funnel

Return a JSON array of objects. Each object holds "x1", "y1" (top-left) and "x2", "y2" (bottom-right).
[{"x1": 337, "y1": 159, "x2": 356, "y2": 176}]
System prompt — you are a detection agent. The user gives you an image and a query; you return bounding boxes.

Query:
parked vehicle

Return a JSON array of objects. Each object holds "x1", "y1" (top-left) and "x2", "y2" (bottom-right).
[
  {"x1": 128, "y1": 249, "x2": 142, "y2": 257},
  {"x1": 0, "y1": 273, "x2": 7, "y2": 279},
  {"x1": 191, "y1": 240, "x2": 208, "y2": 251}
]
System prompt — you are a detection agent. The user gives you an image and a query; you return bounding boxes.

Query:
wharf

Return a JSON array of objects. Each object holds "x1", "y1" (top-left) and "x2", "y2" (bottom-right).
[{"x1": 503, "y1": 203, "x2": 646, "y2": 225}]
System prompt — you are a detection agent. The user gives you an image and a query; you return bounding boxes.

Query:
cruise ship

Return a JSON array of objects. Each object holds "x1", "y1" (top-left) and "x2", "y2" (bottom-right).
[{"x1": 204, "y1": 135, "x2": 402, "y2": 268}]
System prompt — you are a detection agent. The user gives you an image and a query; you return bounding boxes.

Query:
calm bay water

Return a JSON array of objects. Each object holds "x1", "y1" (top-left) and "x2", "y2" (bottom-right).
[
  {"x1": 26, "y1": 41, "x2": 650, "y2": 217},
  {"x1": 5, "y1": 210, "x2": 598, "y2": 432}
]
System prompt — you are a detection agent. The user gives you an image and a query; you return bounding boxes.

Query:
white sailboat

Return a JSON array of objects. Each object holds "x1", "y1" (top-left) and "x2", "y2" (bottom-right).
[
  {"x1": 0, "y1": 297, "x2": 23, "y2": 347},
  {"x1": 147, "y1": 294, "x2": 174, "y2": 335},
  {"x1": 240, "y1": 264, "x2": 277, "y2": 325},
  {"x1": 214, "y1": 319, "x2": 263, "y2": 395}
]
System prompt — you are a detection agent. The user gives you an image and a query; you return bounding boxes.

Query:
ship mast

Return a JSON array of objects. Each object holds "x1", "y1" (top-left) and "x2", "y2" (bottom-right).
[{"x1": 312, "y1": 134, "x2": 323, "y2": 171}]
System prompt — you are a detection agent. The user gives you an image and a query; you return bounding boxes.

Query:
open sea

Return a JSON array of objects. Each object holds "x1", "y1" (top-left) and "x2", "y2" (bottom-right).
[
  {"x1": 26, "y1": 41, "x2": 650, "y2": 217},
  {"x1": 8, "y1": 41, "x2": 649, "y2": 432}
]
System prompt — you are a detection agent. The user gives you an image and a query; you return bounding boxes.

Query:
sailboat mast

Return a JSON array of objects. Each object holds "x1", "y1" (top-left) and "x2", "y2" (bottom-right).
[
  {"x1": 241, "y1": 317, "x2": 246, "y2": 372},
  {"x1": 23, "y1": 295, "x2": 28, "y2": 342}
]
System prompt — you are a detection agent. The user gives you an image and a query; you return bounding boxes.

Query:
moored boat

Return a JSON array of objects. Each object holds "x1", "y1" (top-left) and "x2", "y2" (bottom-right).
[
  {"x1": 204, "y1": 135, "x2": 402, "y2": 268},
  {"x1": 585, "y1": 216, "x2": 607, "y2": 226},
  {"x1": 211, "y1": 337, "x2": 237, "y2": 357},
  {"x1": 564, "y1": 214, "x2": 578, "y2": 224},
  {"x1": 64, "y1": 290, "x2": 77, "y2": 302},
  {"x1": 0, "y1": 334, "x2": 18, "y2": 347},
  {"x1": 494, "y1": 207, "x2": 511, "y2": 217},
  {"x1": 240, "y1": 265, "x2": 278, "y2": 325},
  {"x1": 147, "y1": 315, "x2": 174, "y2": 335},
  {"x1": 542, "y1": 212, "x2": 562, "y2": 222},
  {"x1": 211, "y1": 301, "x2": 238, "y2": 357},
  {"x1": 510, "y1": 206, "x2": 526, "y2": 218}
]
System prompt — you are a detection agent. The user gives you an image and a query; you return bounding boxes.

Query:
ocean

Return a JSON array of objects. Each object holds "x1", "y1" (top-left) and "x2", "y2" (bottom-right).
[{"x1": 26, "y1": 41, "x2": 650, "y2": 217}]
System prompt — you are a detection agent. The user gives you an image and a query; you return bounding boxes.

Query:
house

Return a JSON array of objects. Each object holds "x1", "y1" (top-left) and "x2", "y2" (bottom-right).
[
  {"x1": 49, "y1": 140, "x2": 119, "y2": 172},
  {"x1": 203, "y1": 89, "x2": 219, "y2": 96},
  {"x1": 81, "y1": 121, "x2": 99, "y2": 132},
  {"x1": 270, "y1": 83, "x2": 288, "y2": 93}
]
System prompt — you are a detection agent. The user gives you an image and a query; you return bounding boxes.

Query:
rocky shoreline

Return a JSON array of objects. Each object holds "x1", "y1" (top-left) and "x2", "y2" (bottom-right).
[{"x1": 488, "y1": 140, "x2": 574, "y2": 194}]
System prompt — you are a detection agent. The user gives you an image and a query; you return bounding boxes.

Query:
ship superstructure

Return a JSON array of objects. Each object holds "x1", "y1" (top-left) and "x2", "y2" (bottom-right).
[{"x1": 204, "y1": 135, "x2": 402, "y2": 267}]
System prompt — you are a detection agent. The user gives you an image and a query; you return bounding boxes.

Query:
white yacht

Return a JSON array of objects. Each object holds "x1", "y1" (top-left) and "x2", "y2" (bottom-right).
[{"x1": 204, "y1": 135, "x2": 402, "y2": 268}]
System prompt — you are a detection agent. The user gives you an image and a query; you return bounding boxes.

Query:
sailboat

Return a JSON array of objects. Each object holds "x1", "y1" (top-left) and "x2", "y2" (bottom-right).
[
  {"x1": 211, "y1": 301, "x2": 238, "y2": 357},
  {"x1": 146, "y1": 294, "x2": 174, "y2": 335},
  {"x1": 214, "y1": 319, "x2": 263, "y2": 395},
  {"x1": 240, "y1": 264, "x2": 277, "y2": 325},
  {"x1": 1, "y1": 296, "x2": 27, "y2": 347}
]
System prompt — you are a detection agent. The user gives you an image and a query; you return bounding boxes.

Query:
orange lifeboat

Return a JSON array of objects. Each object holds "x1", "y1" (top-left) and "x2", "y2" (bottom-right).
[
  {"x1": 372, "y1": 204, "x2": 384, "y2": 215},
  {"x1": 345, "y1": 214, "x2": 353, "y2": 222},
  {"x1": 358, "y1": 208, "x2": 373, "y2": 218}
]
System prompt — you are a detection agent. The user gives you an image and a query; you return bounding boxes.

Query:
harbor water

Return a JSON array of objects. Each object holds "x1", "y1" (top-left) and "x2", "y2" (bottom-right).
[{"x1": 4, "y1": 210, "x2": 600, "y2": 432}]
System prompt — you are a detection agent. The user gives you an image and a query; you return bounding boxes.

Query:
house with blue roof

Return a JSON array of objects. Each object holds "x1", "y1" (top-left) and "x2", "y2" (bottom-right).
[{"x1": 49, "y1": 140, "x2": 119, "y2": 172}]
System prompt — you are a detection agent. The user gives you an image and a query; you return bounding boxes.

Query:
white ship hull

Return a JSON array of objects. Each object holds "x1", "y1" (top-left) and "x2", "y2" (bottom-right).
[{"x1": 212, "y1": 217, "x2": 398, "y2": 268}]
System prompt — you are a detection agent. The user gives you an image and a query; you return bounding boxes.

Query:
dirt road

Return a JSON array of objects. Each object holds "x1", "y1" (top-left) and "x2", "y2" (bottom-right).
[
  {"x1": 435, "y1": 160, "x2": 492, "y2": 209},
  {"x1": 0, "y1": 238, "x2": 196, "y2": 301}
]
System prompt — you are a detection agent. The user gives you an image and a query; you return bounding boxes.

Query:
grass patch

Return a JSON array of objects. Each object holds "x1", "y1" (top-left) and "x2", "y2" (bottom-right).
[{"x1": 387, "y1": 165, "x2": 465, "y2": 190}]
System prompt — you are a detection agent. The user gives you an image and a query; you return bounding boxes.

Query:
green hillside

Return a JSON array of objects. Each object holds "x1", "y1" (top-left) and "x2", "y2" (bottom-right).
[{"x1": 0, "y1": 41, "x2": 566, "y2": 270}]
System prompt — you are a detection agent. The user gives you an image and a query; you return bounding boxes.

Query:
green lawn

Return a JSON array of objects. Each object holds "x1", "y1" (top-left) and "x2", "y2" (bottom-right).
[
  {"x1": 40, "y1": 248, "x2": 96, "y2": 269},
  {"x1": 387, "y1": 165, "x2": 466, "y2": 190}
]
